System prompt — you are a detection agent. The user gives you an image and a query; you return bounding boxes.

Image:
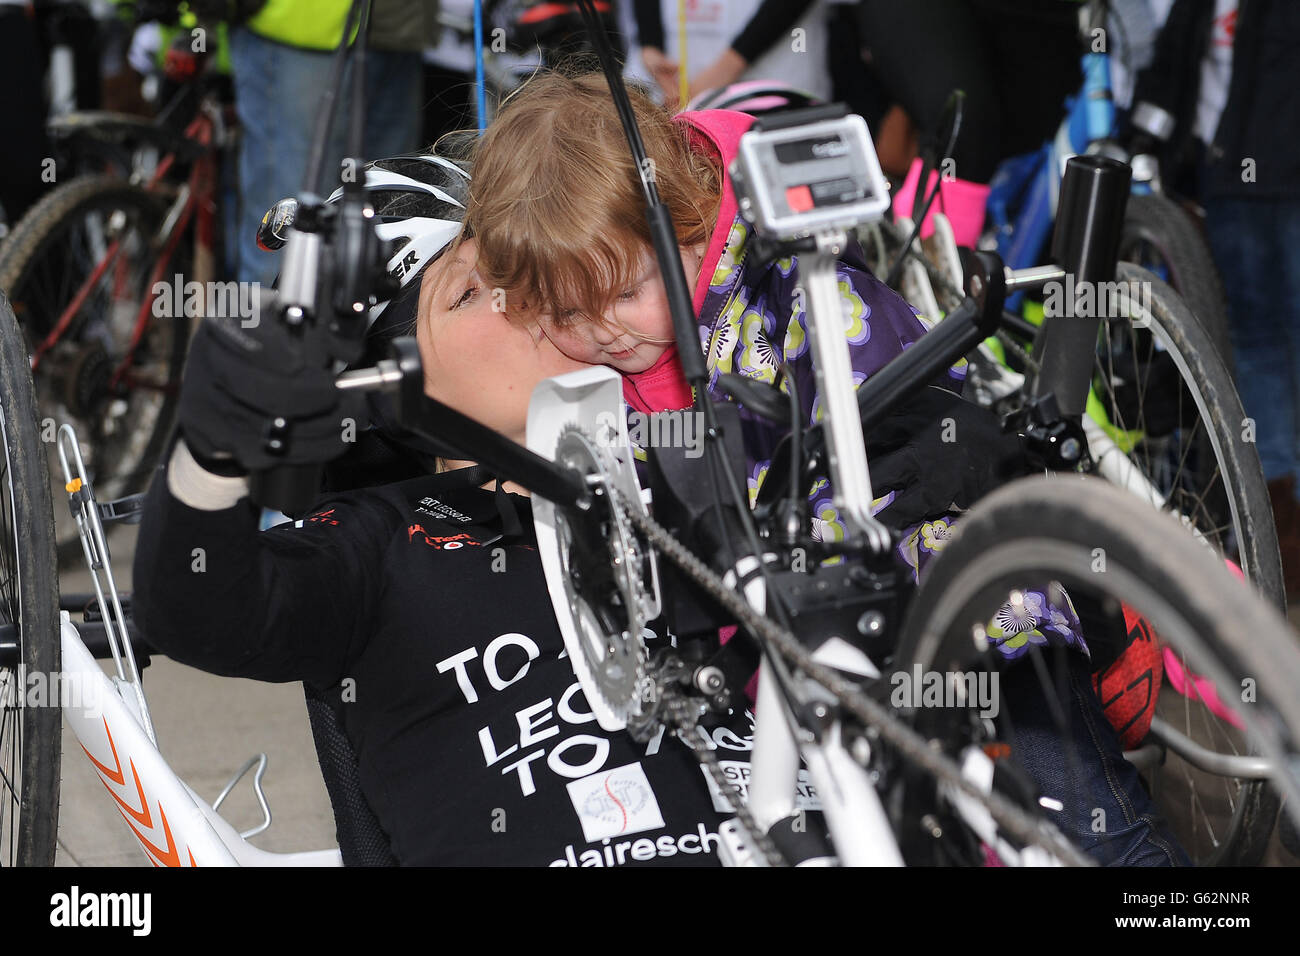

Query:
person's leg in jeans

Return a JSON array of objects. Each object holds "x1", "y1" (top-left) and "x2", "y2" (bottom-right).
[
  {"x1": 229, "y1": 28, "x2": 348, "y2": 288},
  {"x1": 1001, "y1": 651, "x2": 1188, "y2": 865},
  {"x1": 230, "y1": 33, "x2": 425, "y2": 286},
  {"x1": 1275, "y1": 201, "x2": 1300, "y2": 478},
  {"x1": 1205, "y1": 199, "x2": 1295, "y2": 485},
  {"x1": 1206, "y1": 197, "x2": 1300, "y2": 593},
  {"x1": 364, "y1": 50, "x2": 422, "y2": 156}
]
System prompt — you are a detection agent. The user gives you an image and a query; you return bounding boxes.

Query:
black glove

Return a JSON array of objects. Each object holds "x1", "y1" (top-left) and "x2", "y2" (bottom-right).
[
  {"x1": 178, "y1": 311, "x2": 362, "y2": 475},
  {"x1": 869, "y1": 386, "x2": 1026, "y2": 528}
]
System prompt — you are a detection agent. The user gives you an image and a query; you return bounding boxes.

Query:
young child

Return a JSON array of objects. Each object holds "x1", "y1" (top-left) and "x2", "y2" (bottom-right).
[{"x1": 465, "y1": 74, "x2": 975, "y2": 571}]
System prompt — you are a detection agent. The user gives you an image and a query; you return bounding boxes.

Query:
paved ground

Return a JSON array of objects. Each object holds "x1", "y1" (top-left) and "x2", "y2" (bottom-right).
[{"x1": 50, "y1": 523, "x2": 1300, "y2": 867}]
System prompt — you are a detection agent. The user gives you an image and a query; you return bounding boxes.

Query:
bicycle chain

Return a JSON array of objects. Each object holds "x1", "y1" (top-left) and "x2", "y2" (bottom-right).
[
  {"x1": 666, "y1": 695, "x2": 787, "y2": 868},
  {"x1": 597, "y1": 472, "x2": 786, "y2": 865},
  {"x1": 617, "y1": 489, "x2": 1094, "y2": 867},
  {"x1": 995, "y1": 328, "x2": 1041, "y2": 376}
]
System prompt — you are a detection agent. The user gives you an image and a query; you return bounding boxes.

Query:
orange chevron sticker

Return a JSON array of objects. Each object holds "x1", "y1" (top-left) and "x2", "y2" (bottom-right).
[{"x1": 83, "y1": 716, "x2": 194, "y2": 867}]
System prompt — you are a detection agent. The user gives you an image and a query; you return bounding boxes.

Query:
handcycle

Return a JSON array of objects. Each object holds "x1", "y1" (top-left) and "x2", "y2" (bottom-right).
[
  {"x1": 6, "y1": 0, "x2": 1300, "y2": 867},
  {"x1": 776, "y1": 71, "x2": 1288, "y2": 862},
  {"x1": 0, "y1": 8, "x2": 235, "y2": 560},
  {"x1": 863, "y1": 151, "x2": 1288, "y2": 861},
  {"x1": 734, "y1": 78, "x2": 1284, "y2": 637}
]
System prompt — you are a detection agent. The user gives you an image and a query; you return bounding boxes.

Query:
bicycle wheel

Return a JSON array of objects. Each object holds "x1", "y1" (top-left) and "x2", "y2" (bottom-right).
[
  {"x1": 1090, "y1": 263, "x2": 1284, "y2": 613},
  {"x1": 0, "y1": 174, "x2": 190, "y2": 556},
  {"x1": 892, "y1": 476, "x2": 1300, "y2": 867},
  {"x1": 0, "y1": 290, "x2": 61, "y2": 866},
  {"x1": 1120, "y1": 193, "x2": 1232, "y2": 369}
]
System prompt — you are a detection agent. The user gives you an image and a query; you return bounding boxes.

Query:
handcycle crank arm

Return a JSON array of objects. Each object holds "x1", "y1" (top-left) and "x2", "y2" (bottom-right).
[
  {"x1": 788, "y1": 248, "x2": 1006, "y2": 483},
  {"x1": 349, "y1": 338, "x2": 592, "y2": 509}
]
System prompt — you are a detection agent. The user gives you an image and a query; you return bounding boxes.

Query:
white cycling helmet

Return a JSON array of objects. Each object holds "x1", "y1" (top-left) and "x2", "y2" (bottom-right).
[
  {"x1": 327, "y1": 154, "x2": 470, "y2": 305},
  {"x1": 260, "y1": 153, "x2": 470, "y2": 327}
]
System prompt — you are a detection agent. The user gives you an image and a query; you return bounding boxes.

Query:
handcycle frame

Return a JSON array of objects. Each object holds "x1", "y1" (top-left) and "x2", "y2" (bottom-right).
[
  {"x1": 47, "y1": 266, "x2": 1064, "y2": 869},
  {"x1": 48, "y1": 203, "x2": 1294, "y2": 870}
]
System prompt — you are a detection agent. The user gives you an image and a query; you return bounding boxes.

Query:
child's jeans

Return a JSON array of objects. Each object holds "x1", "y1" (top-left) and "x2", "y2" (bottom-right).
[{"x1": 1002, "y1": 651, "x2": 1189, "y2": 866}]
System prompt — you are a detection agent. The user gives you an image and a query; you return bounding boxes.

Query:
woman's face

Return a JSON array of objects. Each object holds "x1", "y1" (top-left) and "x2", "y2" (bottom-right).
[{"x1": 417, "y1": 238, "x2": 586, "y2": 443}]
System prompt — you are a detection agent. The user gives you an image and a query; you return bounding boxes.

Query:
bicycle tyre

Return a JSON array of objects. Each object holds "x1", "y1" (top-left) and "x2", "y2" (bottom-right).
[
  {"x1": 895, "y1": 475, "x2": 1300, "y2": 866},
  {"x1": 0, "y1": 174, "x2": 190, "y2": 556},
  {"x1": 1098, "y1": 263, "x2": 1285, "y2": 614},
  {"x1": 0, "y1": 290, "x2": 61, "y2": 867},
  {"x1": 1121, "y1": 193, "x2": 1232, "y2": 370}
]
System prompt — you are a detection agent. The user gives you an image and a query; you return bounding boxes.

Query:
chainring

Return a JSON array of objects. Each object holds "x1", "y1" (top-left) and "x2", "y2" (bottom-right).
[{"x1": 551, "y1": 424, "x2": 660, "y2": 728}]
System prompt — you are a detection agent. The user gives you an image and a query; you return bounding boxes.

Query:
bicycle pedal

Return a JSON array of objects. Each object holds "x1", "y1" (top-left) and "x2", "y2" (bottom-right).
[
  {"x1": 82, "y1": 593, "x2": 132, "y2": 622},
  {"x1": 97, "y1": 493, "x2": 147, "y2": 525}
]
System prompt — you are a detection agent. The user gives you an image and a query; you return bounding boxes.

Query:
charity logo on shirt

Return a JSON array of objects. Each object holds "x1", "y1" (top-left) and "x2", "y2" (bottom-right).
[
  {"x1": 566, "y1": 762, "x2": 666, "y2": 842},
  {"x1": 408, "y1": 525, "x2": 483, "y2": 550}
]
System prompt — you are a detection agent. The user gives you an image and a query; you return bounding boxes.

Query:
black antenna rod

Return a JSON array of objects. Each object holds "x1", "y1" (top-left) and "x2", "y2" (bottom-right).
[
  {"x1": 572, "y1": 0, "x2": 708, "y2": 388},
  {"x1": 301, "y1": 0, "x2": 368, "y2": 199}
]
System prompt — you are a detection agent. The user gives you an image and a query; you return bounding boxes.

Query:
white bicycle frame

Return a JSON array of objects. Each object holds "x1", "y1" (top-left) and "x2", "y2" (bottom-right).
[{"x1": 56, "y1": 426, "x2": 341, "y2": 867}]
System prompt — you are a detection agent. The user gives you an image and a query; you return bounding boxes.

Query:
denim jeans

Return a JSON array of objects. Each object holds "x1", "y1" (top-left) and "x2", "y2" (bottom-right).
[
  {"x1": 229, "y1": 28, "x2": 423, "y2": 287},
  {"x1": 1001, "y1": 651, "x2": 1188, "y2": 866},
  {"x1": 1204, "y1": 197, "x2": 1300, "y2": 485}
]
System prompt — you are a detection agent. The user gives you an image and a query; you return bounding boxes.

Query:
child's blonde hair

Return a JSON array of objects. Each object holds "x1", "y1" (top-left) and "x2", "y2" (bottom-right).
[{"x1": 463, "y1": 72, "x2": 721, "y2": 325}]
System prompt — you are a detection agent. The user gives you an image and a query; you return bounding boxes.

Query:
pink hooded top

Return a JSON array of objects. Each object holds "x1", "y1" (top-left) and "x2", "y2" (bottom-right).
[{"x1": 621, "y1": 110, "x2": 756, "y2": 417}]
